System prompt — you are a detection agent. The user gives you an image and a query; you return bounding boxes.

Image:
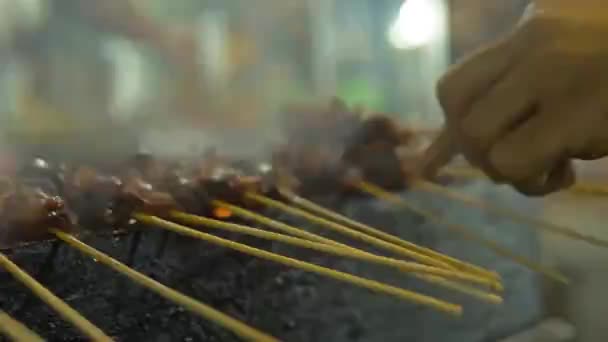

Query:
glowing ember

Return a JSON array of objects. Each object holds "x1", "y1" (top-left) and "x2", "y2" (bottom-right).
[{"x1": 213, "y1": 206, "x2": 233, "y2": 219}]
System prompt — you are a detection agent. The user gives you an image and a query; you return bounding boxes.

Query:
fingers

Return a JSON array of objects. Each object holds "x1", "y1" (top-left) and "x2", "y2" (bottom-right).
[
  {"x1": 437, "y1": 27, "x2": 524, "y2": 124},
  {"x1": 456, "y1": 60, "x2": 537, "y2": 182},
  {"x1": 426, "y1": 8, "x2": 608, "y2": 196},
  {"x1": 512, "y1": 161, "x2": 575, "y2": 196},
  {"x1": 488, "y1": 101, "x2": 586, "y2": 185},
  {"x1": 419, "y1": 130, "x2": 455, "y2": 178},
  {"x1": 429, "y1": 25, "x2": 528, "y2": 177},
  {"x1": 460, "y1": 64, "x2": 536, "y2": 153},
  {"x1": 424, "y1": 37, "x2": 521, "y2": 177}
]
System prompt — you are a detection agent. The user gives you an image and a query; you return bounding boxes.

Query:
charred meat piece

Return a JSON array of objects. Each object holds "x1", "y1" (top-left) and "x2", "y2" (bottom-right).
[
  {"x1": 18, "y1": 157, "x2": 66, "y2": 195},
  {"x1": 112, "y1": 175, "x2": 178, "y2": 226},
  {"x1": 125, "y1": 152, "x2": 171, "y2": 185},
  {"x1": 344, "y1": 142, "x2": 405, "y2": 191},
  {"x1": 345, "y1": 115, "x2": 411, "y2": 148},
  {"x1": 161, "y1": 170, "x2": 202, "y2": 214},
  {"x1": 64, "y1": 166, "x2": 123, "y2": 229},
  {"x1": 196, "y1": 166, "x2": 265, "y2": 213},
  {"x1": 342, "y1": 115, "x2": 410, "y2": 191},
  {"x1": 0, "y1": 185, "x2": 74, "y2": 245},
  {"x1": 278, "y1": 99, "x2": 411, "y2": 194}
]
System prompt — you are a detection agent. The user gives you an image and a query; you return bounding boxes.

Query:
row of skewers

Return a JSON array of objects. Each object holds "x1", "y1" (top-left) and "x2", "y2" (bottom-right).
[
  {"x1": 0, "y1": 150, "x2": 502, "y2": 341},
  {"x1": 0, "y1": 154, "x2": 482, "y2": 340},
  {"x1": 2, "y1": 100, "x2": 608, "y2": 341}
]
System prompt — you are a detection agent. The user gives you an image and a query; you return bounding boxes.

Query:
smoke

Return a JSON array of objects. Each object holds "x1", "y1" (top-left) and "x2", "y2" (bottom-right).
[{"x1": 139, "y1": 125, "x2": 280, "y2": 161}]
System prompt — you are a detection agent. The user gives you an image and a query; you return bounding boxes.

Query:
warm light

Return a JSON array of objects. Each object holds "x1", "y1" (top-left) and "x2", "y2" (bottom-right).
[
  {"x1": 213, "y1": 206, "x2": 233, "y2": 219},
  {"x1": 388, "y1": 0, "x2": 442, "y2": 49}
]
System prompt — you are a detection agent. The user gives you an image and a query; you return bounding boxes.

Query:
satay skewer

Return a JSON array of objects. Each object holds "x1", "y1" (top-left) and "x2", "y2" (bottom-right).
[
  {"x1": 214, "y1": 200, "x2": 497, "y2": 283},
  {"x1": 244, "y1": 192, "x2": 499, "y2": 280},
  {"x1": 411, "y1": 179, "x2": 608, "y2": 248},
  {"x1": 208, "y1": 202, "x2": 503, "y2": 299},
  {"x1": 277, "y1": 190, "x2": 498, "y2": 280},
  {"x1": 0, "y1": 253, "x2": 112, "y2": 341},
  {"x1": 243, "y1": 193, "x2": 453, "y2": 267},
  {"x1": 171, "y1": 211, "x2": 503, "y2": 298},
  {"x1": 354, "y1": 181, "x2": 569, "y2": 284},
  {"x1": 134, "y1": 214, "x2": 463, "y2": 316},
  {"x1": 414, "y1": 275, "x2": 502, "y2": 304},
  {"x1": 252, "y1": 196, "x2": 503, "y2": 302},
  {"x1": 0, "y1": 310, "x2": 44, "y2": 342},
  {"x1": 211, "y1": 200, "x2": 351, "y2": 249},
  {"x1": 254, "y1": 196, "x2": 505, "y2": 300},
  {"x1": 50, "y1": 229, "x2": 279, "y2": 342},
  {"x1": 442, "y1": 166, "x2": 608, "y2": 196}
]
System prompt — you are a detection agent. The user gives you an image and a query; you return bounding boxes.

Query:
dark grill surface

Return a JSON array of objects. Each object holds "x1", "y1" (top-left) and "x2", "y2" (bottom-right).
[{"x1": 0, "y1": 186, "x2": 542, "y2": 342}]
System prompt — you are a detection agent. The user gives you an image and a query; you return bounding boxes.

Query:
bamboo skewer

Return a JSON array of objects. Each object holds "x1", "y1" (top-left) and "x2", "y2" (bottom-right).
[
  {"x1": 170, "y1": 210, "x2": 503, "y2": 297},
  {"x1": 244, "y1": 192, "x2": 460, "y2": 271},
  {"x1": 412, "y1": 179, "x2": 608, "y2": 248},
  {"x1": 51, "y1": 230, "x2": 278, "y2": 342},
  {"x1": 414, "y1": 275, "x2": 503, "y2": 304},
  {"x1": 0, "y1": 253, "x2": 112, "y2": 341},
  {"x1": 265, "y1": 196, "x2": 504, "y2": 301},
  {"x1": 212, "y1": 200, "x2": 348, "y2": 248},
  {"x1": 265, "y1": 198, "x2": 503, "y2": 302},
  {"x1": 0, "y1": 310, "x2": 44, "y2": 342},
  {"x1": 134, "y1": 213, "x2": 463, "y2": 316},
  {"x1": 208, "y1": 202, "x2": 504, "y2": 299},
  {"x1": 443, "y1": 166, "x2": 608, "y2": 196},
  {"x1": 355, "y1": 181, "x2": 570, "y2": 284},
  {"x1": 213, "y1": 201, "x2": 500, "y2": 292},
  {"x1": 279, "y1": 190, "x2": 498, "y2": 280}
]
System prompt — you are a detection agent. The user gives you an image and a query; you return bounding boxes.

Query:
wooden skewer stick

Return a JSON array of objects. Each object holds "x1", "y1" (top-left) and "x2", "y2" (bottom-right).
[
  {"x1": 244, "y1": 192, "x2": 477, "y2": 274},
  {"x1": 443, "y1": 166, "x2": 608, "y2": 197},
  {"x1": 0, "y1": 253, "x2": 112, "y2": 341},
  {"x1": 209, "y1": 202, "x2": 504, "y2": 298},
  {"x1": 355, "y1": 181, "x2": 570, "y2": 284},
  {"x1": 412, "y1": 179, "x2": 608, "y2": 249},
  {"x1": 50, "y1": 229, "x2": 278, "y2": 342},
  {"x1": 171, "y1": 210, "x2": 503, "y2": 298},
  {"x1": 414, "y1": 275, "x2": 503, "y2": 304},
  {"x1": 134, "y1": 213, "x2": 463, "y2": 316},
  {"x1": 211, "y1": 200, "x2": 348, "y2": 248},
  {"x1": 278, "y1": 190, "x2": 498, "y2": 281},
  {"x1": 214, "y1": 200, "x2": 499, "y2": 290},
  {"x1": 264, "y1": 197, "x2": 503, "y2": 301},
  {"x1": 0, "y1": 310, "x2": 44, "y2": 342}
]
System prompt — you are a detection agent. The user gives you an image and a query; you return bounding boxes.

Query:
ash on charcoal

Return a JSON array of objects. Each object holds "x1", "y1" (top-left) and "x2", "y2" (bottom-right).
[
  {"x1": 404, "y1": 182, "x2": 543, "y2": 342},
  {"x1": 0, "y1": 231, "x2": 274, "y2": 341}
]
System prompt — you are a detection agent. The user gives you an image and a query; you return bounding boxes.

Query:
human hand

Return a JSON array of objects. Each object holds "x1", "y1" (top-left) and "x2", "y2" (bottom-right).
[{"x1": 422, "y1": 1, "x2": 608, "y2": 195}]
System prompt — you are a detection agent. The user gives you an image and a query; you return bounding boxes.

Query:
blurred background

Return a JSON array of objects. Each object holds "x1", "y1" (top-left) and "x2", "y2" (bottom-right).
[
  {"x1": 3, "y1": 0, "x2": 608, "y2": 341},
  {"x1": 0, "y1": 0, "x2": 529, "y2": 159}
]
